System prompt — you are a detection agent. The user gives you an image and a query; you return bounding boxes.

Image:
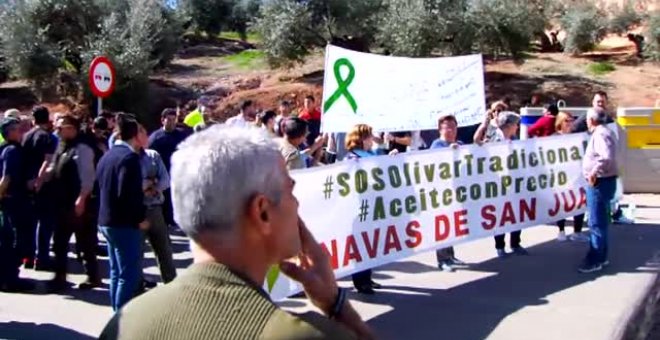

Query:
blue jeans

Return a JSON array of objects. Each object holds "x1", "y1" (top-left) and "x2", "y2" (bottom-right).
[
  {"x1": 585, "y1": 176, "x2": 617, "y2": 266},
  {"x1": 99, "y1": 226, "x2": 142, "y2": 311}
]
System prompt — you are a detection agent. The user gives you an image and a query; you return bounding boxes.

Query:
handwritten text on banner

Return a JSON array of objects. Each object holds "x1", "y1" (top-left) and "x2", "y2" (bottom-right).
[{"x1": 320, "y1": 45, "x2": 487, "y2": 133}]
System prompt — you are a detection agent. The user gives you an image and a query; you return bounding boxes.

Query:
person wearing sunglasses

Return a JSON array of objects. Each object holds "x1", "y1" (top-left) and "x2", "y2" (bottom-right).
[
  {"x1": 473, "y1": 101, "x2": 508, "y2": 145},
  {"x1": 553, "y1": 111, "x2": 589, "y2": 243}
]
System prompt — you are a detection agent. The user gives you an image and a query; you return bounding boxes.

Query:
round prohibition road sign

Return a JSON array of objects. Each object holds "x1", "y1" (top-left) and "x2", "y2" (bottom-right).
[{"x1": 89, "y1": 56, "x2": 116, "y2": 98}]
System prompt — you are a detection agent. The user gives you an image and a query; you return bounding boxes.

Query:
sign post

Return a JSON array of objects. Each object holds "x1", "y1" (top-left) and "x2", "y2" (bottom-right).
[{"x1": 88, "y1": 56, "x2": 116, "y2": 116}]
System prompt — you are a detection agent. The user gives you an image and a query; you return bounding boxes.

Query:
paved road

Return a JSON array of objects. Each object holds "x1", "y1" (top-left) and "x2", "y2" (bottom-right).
[{"x1": 1, "y1": 195, "x2": 659, "y2": 340}]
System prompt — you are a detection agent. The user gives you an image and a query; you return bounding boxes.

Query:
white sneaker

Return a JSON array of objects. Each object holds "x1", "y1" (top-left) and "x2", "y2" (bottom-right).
[
  {"x1": 613, "y1": 216, "x2": 635, "y2": 225},
  {"x1": 557, "y1": 231, "x2": 567, "y2": 242},
  {"x1": 569, "y1": 232, "x2": 590, "y2": 243}
]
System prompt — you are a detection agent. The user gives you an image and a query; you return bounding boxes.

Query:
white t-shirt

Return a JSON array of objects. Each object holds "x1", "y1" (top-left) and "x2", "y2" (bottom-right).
[
  {"x1": 409, "y1": 130, "x2": 426, "y2": 151},
  {"x1": 225, "y1": 114, "x2": 251, "y2": 128}
]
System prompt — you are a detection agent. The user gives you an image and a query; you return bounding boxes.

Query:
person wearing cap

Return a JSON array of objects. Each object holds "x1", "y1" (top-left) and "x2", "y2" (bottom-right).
[
  {"x1": 0, "y1": 117, "x2": 34, "y2": 292},
  {"x1": 4, "y1": 109, "x2": 20, "y2": 119},
  {"x1": 45, "y1": 115, "x2": 99, "y2": 291},
  {"x1": 21, "y1": 106, "x2": 57, "y2": 270},
  {"x1": 528, "y1": 103, "x2": 559, "y2": 138},
  {"x1": 0, "y1": 109, "x2": 20, "y2": 144}
]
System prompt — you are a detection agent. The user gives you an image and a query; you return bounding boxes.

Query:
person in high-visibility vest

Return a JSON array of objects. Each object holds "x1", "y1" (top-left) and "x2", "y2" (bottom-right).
[{"x1": 183, "y1": 96, "x2": 214, "y2": 128}]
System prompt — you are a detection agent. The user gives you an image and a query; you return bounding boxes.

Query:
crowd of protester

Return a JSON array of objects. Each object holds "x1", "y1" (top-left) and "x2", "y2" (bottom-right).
[{"x1": 0, "y1": 90, "x2": 622, "y2": 338}]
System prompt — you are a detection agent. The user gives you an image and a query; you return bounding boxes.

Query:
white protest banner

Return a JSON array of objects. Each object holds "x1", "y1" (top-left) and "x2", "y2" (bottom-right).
[
  {"x1": 265, "y1": 133, "x2": 589, "y2": 300},
  {"x1": 320, "y1": 45, "x2": 486, "y2": 133}
]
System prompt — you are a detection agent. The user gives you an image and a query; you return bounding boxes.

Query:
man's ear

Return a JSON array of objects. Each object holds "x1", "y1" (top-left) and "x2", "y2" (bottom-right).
[{"x1": 246, "y1": 194, "x2": 273, "y2": 235}]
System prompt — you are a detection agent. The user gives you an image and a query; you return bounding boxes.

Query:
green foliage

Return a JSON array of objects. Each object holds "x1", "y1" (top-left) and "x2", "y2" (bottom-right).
[
  {"x1": 645, "y1": 11, "x2": 660, "y2": 61},
  {"x1": 561, "y1": 2, "x2": 608, "y2": 54},
  {"x1": 219, "y1": 31, "x2": 261, "y2": 44},
  {"x1": 0, "y1": 0, "x2": 184, "y2": 117},
  {"x1": 258, "y1": 0, "x2": 549, "y2": 62},
  {"x1": 229, "y1": 0, "x2": 261, "y2": 40},
  {"x1": 376, "y1": 0, "x2": 441, "y2": 57},
  {"x1": 462, "y1": 0, "x2": 546, "y2": 58},
  {"x1": 587, "y1": 61, "x2": 615, "y2": 76},
  {"x1": 184, "y1": 0, "x2": 232, "y2": 35},
  {"x1": 0, "y1": 1, "x2": 63, "y2": 92},
  {"x1": 253, "y1": 0, "x2": 318, "y2": 66},
  {"x1": 222, "y1": 49, "x2": 266, "y2": 69},
  {"x1": 182, "y1": 0, "x2": 260, "y2": 38},
  {"x1": 0, "y1": 44, "x2": 8, "y2": 83},
  {"x1": 255, "y1": 0, "x2": 383, "y2": 66},
  {"x1": 82, "y1": 0, "x2": 182, "y2": 123},
  {"x1": 30, "y1": 0, "x2": 103, "y2": 73},
  {"x1": 608, "y1": 1, "x2": 644, "y2": 35}
]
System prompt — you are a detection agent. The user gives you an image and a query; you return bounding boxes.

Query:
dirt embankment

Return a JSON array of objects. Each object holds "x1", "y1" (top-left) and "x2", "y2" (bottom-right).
[{"x1": 0, "y1": 35, "x2": 658, "y2": 123}]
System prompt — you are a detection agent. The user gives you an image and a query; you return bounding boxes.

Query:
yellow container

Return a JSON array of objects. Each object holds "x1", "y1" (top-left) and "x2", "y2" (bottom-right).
[
  {"x1": 617, "y1": 115, "x2": 650, "y2": 127},
  {"x1": 652, "y1": 110, "x2": 660, "y2": 125},
  {"x1": 625, "y1": 127, "x2": 660, "y2": 149}
]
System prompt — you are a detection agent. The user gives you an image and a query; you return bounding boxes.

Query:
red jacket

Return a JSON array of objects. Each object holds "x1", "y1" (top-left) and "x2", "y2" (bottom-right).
[
  {"x1": 528, "y1": 115, "x2": 556, "y2": 138},
  {"x1": 299, "y1": 108, "x2": 321, "y2": 121}
]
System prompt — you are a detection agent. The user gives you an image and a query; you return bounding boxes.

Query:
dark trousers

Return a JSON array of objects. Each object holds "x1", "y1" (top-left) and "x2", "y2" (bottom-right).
[
  {"x1": 162, "y1": 189, "x2": 175, "y2": 227},
  {"x1": 35, "y1": 193, "x2": 57, "y2": 264},
  {"x1": 100, "y1": 226, "x2": 142, "y2": 311},
  {"x1": 11, "y1": 200, "x2": 35, "y2": 263},
  {"x1": 352, "y1": 270, "x2": 372, "y2": 288},
  {"x1": 0, "y1": 209, "x2": 20, "y2": 285},
  {"x1": 143, "y1": 206, "x2": 176, "y2": 283},
  {"x1": 53, "y1": 207, "x2": 98, "y2": 280},
  {"x1": 436, "y1": 247, "x2": 455, "y2": 264},
  {"x1": 557, "y1": 214, "x2": 585, "y2": 233},
  {"x1": 494, "y1": 231, "x2": 522, "y2": 250}
]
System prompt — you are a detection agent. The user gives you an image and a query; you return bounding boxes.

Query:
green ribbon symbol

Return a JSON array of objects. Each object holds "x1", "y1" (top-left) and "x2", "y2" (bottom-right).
[
  {"x1": 323, "y1": 58, "x2": 358, "y2": 114},
  {"x1": 266, "y1": 265, "x2": 280, "y2": 293}
]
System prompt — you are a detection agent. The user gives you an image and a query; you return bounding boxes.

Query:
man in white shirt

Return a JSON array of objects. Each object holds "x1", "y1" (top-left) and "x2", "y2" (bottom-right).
[
  {"x1": 409, "y1": 130, "x2": 426, "y2": 151},
  {"x1": 225, "y1": 100, "x2": 257, "y2": 128}
]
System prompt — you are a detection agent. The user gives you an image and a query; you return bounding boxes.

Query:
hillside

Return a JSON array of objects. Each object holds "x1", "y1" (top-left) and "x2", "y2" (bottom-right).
[{"x1": 0, "y1": 34, "x2": 658, "y2": 126}]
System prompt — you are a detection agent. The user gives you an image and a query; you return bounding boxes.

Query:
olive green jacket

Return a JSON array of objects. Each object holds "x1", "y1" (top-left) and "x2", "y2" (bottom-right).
[{"x1": 99, "y1": 262, "x2": 357, "y2": 340}]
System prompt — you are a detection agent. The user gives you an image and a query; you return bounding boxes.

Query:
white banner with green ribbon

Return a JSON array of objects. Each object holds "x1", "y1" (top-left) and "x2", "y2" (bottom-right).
[
  {"x1": 265, "y1": 133, "x2": 589, "y2": 300},
  {"x1": 320, "y1": 45, "x2": 487, "y2": 133}
]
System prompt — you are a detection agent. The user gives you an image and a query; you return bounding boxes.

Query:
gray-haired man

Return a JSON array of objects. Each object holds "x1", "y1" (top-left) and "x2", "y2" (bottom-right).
[
  {"x1": 579, "y1": 108, "x2": 618, "y2": 273},
  {"x1": 101, "y1": 126, "x2": 374, "y2": 340}
]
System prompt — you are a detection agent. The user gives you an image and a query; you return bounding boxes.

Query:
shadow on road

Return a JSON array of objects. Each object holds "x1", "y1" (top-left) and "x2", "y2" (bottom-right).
[
  {"x1": 0, "y1": 321, "x2": 94, "y2": 340},
  {"x1": 362, "y1": 223, "x2": 660, "y2": 340}
]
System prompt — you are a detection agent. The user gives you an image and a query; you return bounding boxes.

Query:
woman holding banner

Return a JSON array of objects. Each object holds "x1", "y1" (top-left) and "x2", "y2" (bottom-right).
[
  {"x1": 489, "y1": 112, "x2": 530, "y2": 258},
  {"x1": 344, "y1": 124, "x2": 398, "y2": 294},
  {"x1": 473, "y1": 101, "x2": 508, "y2": 145},
  {"x1": 554, "y1": 112, "x2": 588, "y2": 243}
]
